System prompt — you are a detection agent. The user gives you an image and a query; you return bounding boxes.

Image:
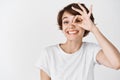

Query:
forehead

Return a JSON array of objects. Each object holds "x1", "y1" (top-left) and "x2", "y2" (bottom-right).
[{"x1": 62, "y1": 11, "x2": 75, "y2": 20}]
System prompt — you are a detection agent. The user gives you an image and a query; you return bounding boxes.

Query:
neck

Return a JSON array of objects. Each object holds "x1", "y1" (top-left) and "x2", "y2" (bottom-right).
[{"x1": 60, "y1": 39, "x2": 83, "y2": 54}]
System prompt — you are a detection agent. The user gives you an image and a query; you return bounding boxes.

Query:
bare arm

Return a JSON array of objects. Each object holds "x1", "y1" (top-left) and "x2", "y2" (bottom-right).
[
  {"x1": 92, "y1": 27, "x2": 120, "y2": 70},
  {"x1": 40, "y1": 69, "x2": 51, "y2": 80},
  {"x1": 72, "y1": 3, "x2": 120, "y2": 70}
]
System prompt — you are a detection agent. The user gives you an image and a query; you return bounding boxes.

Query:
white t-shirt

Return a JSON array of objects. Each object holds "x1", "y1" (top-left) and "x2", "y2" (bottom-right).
[{"x1": 35, "y1": 42, "x2": 101, "y2": 80}]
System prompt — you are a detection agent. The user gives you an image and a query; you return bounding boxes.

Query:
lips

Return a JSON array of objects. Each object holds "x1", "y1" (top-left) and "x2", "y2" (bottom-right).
[{"x1": 67, "y1": 30, "x2": 79, "y2": 35}]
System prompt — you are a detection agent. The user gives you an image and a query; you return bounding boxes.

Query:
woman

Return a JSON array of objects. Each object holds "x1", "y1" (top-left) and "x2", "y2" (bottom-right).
[{"x1": 36, "y1": 2, "x2": 120, "y2": 80}]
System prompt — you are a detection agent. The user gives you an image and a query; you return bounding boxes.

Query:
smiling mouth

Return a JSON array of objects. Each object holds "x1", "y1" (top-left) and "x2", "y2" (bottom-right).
[{"x1": 67, "y1": 30, "x2": 79, "y2": 35}]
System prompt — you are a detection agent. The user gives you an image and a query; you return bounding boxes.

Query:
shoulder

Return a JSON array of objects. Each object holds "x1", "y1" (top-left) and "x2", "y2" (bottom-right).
[
  {"x1": 83, "y1": 42, "x2": 101, "y2": 51},
  {"x1": 40, "y1": 44, "x2": 59, "y2": 55},
  {"x1": 44, "y1": 44, "x2": 59, "y2": 51},
  {"x1": 83, "y1": 41, "x2": 99, "y2": 47}
]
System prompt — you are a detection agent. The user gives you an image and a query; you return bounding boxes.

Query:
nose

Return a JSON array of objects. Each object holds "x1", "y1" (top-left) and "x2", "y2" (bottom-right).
[{"x1": 69, "y1": 22, "x2": 76, "y2": 29}]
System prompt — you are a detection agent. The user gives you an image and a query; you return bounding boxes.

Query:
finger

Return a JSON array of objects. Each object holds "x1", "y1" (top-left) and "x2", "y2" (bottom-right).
[
  {"x1": 72, "y1": 15, "x2": 83, "y2": 23},
  {"x1": 88, "y1": 5, "x2": 93, "y2": 17},
  {"x1": 71, "y1": 6, "x2": 84, "y2": 15},
  {"x1": 77, "y1": 3, "x2": 87, "y2": 14},
  {"x1": 75, "y1": 23, "x2": 84, "y2": 29},
  {"x1": 72, "y1": 15, "x2": 78, "y2": 23}
]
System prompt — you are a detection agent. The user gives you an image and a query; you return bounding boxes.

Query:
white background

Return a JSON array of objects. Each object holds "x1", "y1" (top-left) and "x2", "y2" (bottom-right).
[{"x1": 0, "y1": 0, "x2": 120, "y2": 80}]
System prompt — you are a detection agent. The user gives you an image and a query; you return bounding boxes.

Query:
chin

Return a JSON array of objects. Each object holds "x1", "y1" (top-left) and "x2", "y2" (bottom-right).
[
  {"x1": 65, "y1": 33, "x2": 83, "y2": 41},
  {"x1": 67, "y1": 36, "x2": 81, "y2": 41}
]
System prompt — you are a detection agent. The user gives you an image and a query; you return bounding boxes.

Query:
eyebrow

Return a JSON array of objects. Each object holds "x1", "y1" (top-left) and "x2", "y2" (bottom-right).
[{"x1": 62, "y1": 17, "x2": 68, "y2": 20}]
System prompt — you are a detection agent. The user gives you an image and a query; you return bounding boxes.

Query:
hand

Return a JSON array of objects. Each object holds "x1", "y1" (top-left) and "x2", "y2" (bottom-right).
[{"x1": 72, "y1": 3, "x2": 96, "y2": 32}]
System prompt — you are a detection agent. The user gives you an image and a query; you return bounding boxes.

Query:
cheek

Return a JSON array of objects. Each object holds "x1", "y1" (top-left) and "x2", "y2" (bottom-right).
[
  {"x1": 62, "y1": 26, "x2": 67, "y2": 31},
  {"x1": 78, "y1": 28, "x2": 85, "y2": 34},
  {"x1": 61, "y1": 27, "x2": 67, "y2": 35}
]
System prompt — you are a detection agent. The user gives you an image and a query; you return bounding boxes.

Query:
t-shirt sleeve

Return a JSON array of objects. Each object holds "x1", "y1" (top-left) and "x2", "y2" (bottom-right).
[
  {"x1": 93, "y1": 43, "x2": 102, "y2": 64},
  {"x1": 35, "y1": 48, "x2": 50, "y2": 77}
]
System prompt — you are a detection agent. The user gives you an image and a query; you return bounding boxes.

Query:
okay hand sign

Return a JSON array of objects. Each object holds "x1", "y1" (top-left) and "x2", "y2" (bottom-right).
[{"x1": 72, "y1": 3, "x2": 96, "y2": 32}]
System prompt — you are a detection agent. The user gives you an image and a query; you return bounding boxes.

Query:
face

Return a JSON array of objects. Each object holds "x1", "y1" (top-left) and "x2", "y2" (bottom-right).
[{"x1": 62, "y1": 11, "x2": 85, "y2": 41}]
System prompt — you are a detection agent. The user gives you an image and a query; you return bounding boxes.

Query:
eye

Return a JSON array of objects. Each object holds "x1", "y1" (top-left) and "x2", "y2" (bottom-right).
[
  {"x1": 75, "y1": 18, "x2": 82, "y2": 23},
  {"x1": 63, "y1": 21, "x2": 69, "y2": 24}
]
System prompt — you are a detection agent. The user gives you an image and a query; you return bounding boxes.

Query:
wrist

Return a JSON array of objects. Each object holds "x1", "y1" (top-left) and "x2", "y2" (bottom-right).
[{"x1": 91, "y1": 25, "x2": 99, "y2": 34}]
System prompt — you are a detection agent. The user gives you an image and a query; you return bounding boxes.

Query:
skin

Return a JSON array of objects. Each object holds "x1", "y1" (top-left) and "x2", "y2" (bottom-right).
[
  {"x1": 40, "y1": 3, "x2": 120, "y2": 80},
  {"x1": 40, "y1": 69, "x2": 51, "y2": 80}
]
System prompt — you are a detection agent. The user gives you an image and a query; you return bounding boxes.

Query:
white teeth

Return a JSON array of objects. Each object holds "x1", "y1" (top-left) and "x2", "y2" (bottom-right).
[{"x1": 68, "y1": 30, "x2": 78, "y2": 34}]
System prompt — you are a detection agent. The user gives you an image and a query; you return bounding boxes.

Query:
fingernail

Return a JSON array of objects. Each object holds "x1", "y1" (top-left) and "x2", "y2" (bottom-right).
[{"x1": 71, "y1": 6, "x2": 74, "y2": 9}]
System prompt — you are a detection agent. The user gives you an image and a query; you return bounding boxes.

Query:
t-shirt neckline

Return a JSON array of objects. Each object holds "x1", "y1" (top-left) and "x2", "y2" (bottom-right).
[{"x1": 57, "y1": 42, "x2": 85, "y2": 56}]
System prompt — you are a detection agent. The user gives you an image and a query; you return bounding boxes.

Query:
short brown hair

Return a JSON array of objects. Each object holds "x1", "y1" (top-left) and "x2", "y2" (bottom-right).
[{"x1": 57, "y1": 3, "x2": 95, "y2": 37}]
